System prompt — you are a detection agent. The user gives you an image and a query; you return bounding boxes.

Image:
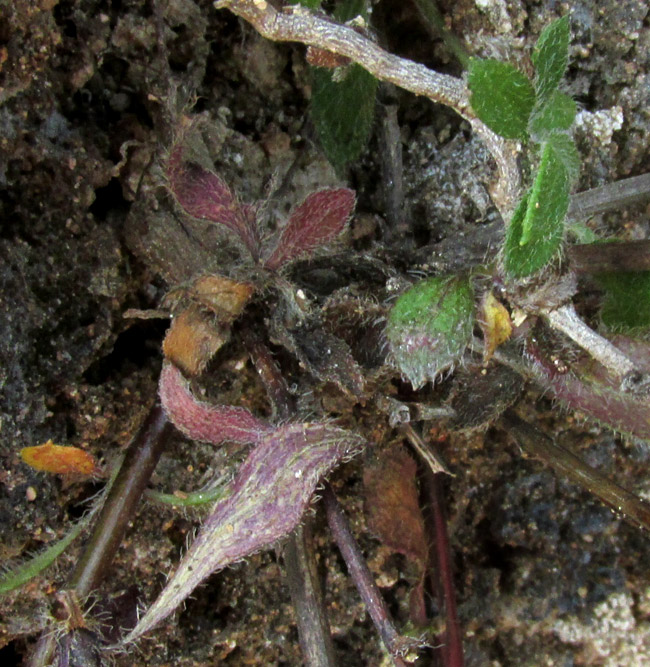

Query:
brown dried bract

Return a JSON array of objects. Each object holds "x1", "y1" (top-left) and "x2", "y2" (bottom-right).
[
  {"x1": 163, "y1": 275, "x2": 255, "y2": 375},
  {"x1": 163, "y1": 306, "x2": 228, "y2": 377}
]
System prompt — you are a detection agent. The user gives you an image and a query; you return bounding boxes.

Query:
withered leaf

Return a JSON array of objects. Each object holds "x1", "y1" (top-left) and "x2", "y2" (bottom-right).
[
  {"x1": 363, "y1": 444, "x2": 427, "y2": 566},
  {"x1": 272, "y1": 319, "x2": 365, "y2": 397},
  {"x1": 187, "y1": 275, "x2": 254, "y2": 320},
  {"x1": 163, "y1": 276, "x2": 255, "y2": 376},
  {"x1": 162, "y1": 306, "x2": 229, "y2": 377},
  {"x1": 447, "y1": 364, "x2": 524, "y2": 430}
]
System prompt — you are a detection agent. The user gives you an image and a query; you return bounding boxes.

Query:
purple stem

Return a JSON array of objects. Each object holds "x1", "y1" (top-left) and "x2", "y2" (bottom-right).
[
  {"x1": 283, "y1": 523, "x2": 338, "y2": 667},
  {"x1": 242, "y1": 328, "x2": 295, "y2": 421},
  {"x1": 323, "y1": 484, "x2": 411, "y2": 667}
]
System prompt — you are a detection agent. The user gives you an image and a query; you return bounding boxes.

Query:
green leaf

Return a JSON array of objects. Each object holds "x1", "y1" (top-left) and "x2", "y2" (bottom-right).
[
  {"x1": 504, "y1": 136, "x2": 571, "y2": 275},
  {"x1": 468, "y1": 59, "x2": 536, "y2": 141},
  {"x1": 386, "y1": 276, "x2": 475, "y2": 389},
  {"x1": 311, "y1": 64, "x2": 378, "y2": 169},
  {"x1": 597, "y1": 271, "x2": 650, "y2": 332},
  {"x1": 546, "y1": 131, "x2": 580, "y2": 182},
  {"x1": 532, "y1": 16, "x2": 570, "y2": 103},
  {"x1": 517, "y1": 141, "x2": 567, "y2": 248},
  {"x1": 516, "y1": 135, "x2": 573, "y2": 249},
  {"x1": 503, "y1": 170, "x2": 565, "y2": 278},
  {"x1": 529, "y1": 90, "x2": 576, "y2": 139}
]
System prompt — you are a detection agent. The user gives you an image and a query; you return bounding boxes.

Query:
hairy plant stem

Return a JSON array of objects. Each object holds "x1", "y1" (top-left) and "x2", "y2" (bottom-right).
[
  {"x1": 28, "y1": 404, "x2": 173, "y2": 667},
  {"x1": 503, "y1": 411, "x2": 650, "y2": 532},
  {"x1": 322, "y1": 484, "x2": 414, "y2": 666},
  {"x1": 378, "y1": 96, "x2": 405, "y2": 236},
  {"x1": 214, "y1": 0, "x2": 520, "y2": 218},
  {"x1": 242, "y1": 329, "x2": 335, "y2": 667},
  {"x1": 545, "y1": 303, "x2": 647, "y2": 391},
  {"x1": 244, "y1": 328, "x2": 422, "y2": 662},
  {"x1": 243, "y1": 327, "x2": 295, "y2": 420},
  {"x1": 67, "y1": 406, "x2": 173, "y2": 596}
]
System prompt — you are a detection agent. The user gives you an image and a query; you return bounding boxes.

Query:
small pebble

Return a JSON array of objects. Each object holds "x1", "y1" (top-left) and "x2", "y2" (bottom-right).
[{"x1": 26, "y1": 486, "x2": 37, "y2": 502}]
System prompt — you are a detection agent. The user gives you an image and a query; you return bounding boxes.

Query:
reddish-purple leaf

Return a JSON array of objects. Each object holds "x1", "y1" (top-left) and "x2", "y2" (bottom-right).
[
  {"x1": 264, "y1": 188, "x2": 355, "y2": 270},
  {"x1": 167, "y1": 145, "x2": 261, "y2": 260},
  {"x1": 159, "y1": 363, "x2": 272, "y2": 445},
  {"x1": 124, "y1": 422, "x2": 365, "y2": 643}
]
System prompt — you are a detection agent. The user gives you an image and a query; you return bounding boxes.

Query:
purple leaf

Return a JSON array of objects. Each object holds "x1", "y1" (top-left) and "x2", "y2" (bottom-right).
[
  {"x1": 264, "y1": 188, "x2": 355, "y2": 270},
  {"x1": 167, "y1": 145, "x2": 261, "y2": 260},
  {"x1": 124, "y1": 422, "x2": 365, "y2": 643},
  {"x1": 159, "y1": 363, "x2": 272, "y2": 445}
]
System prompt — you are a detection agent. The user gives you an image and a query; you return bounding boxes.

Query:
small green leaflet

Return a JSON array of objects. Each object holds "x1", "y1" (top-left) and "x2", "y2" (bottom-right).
[
  {"x1": 529, "y1": 90, "x2": 576, "y2": 140},
  {"x1": 468, "y1": 59, "x2": 535, "y2": 141},
  {"x1": 532, "y1": 16, "x2": 570, "y2": 104},
  {"x1": 546, "y1": 131, "x2": 580, "y2": 182},
  {"x1": 517, "y1": 137, "x2": 569, "y2": 246},
  {"x1": 386, "y1": 276, "x2": 474, "y2": 389}
]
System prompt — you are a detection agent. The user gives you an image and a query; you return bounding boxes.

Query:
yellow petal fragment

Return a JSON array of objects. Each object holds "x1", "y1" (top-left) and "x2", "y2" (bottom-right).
[
  {"x1": 479, "y1": 291, "x2": 512, "y2": 364},
  {"x1": 20, "y1": 441, "x2": 97, "y2": 476}
]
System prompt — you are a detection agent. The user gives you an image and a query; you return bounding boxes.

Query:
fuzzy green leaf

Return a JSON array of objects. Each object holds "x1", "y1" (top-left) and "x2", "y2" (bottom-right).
[
  {"x1": 533, "y1": 16, "x2": 570, "y2": 103},
  {"x1": 503, "y1": 175, "x2": 564, "y2": 278},
  {"x1": 529, "y1": 91, "x2": 576, "y2": 139},
  {"x1": 504, "y1": 134, "x2": 575, "y2": 277},
  {"x1": 519, "y1": 138, "x2": 570, "y2": 246},
  {"x1": 311, "y1": 64, "x2": 378, "y2": 169},
  {"x1": 545, "y1": 131, "x2": 580, "y2": 183},
  {"x1": 468, "y1": 58, "x2": 536, "y2": 141},
  {"x1": 386, "y1": 276, "x2": 475, "y2": 389},
  {"x1": 597, "y1": 271, "x2": 650, "y2": 332}
]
